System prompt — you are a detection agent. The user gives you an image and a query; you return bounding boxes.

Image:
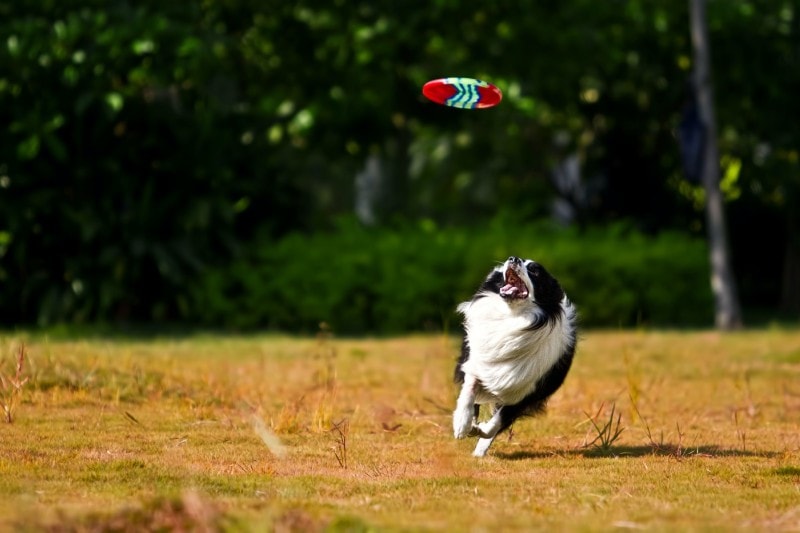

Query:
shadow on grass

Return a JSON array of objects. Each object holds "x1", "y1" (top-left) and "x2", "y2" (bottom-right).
[{"x1": 496, "y1": 444, "x2": 779, "y2": 461}]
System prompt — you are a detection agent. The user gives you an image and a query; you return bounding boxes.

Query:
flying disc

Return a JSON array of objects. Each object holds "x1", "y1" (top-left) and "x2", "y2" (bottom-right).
[{"x1": 422, "y1": 77, "x2": 502, "y2": 109}]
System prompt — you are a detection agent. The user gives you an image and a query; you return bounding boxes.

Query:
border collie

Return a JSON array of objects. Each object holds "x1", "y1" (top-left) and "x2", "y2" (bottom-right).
[{"x1": 453, "y1": 256, "x2": 577, "y2": 457}]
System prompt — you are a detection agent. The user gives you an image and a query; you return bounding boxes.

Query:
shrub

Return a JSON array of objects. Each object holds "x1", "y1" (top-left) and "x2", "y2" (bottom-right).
[{"x1": 191, "y1": 221, "x2": 712, "y2": 333}]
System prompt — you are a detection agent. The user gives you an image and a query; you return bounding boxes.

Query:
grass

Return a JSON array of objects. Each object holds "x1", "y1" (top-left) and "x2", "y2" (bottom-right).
[
  {"x1": 1, "y1": 328, "x2": 799, "y2": 531},
  {"x1": 0, "y1": 341, "x2": 28, "y2": 423},
  {"x1": 582, "y1": 402, "x2": 625, "y2": 454}
]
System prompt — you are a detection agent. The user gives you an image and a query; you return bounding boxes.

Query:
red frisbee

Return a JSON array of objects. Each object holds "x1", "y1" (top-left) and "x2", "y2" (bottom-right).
[{"x1": 422, "y1": 77, "x2": 503, "y2": 109}]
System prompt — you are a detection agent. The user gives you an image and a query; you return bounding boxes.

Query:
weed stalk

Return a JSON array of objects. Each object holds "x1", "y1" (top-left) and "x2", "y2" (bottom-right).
[
  {"x1": 1, "y1": 343, "x2": 29, "y2": 423},
  {"x1": 331, "y1": 418, "x2": 349, "y2": 469},
  {"x1": 583, "y1": 402, "x2": 625, "y2": 454}
]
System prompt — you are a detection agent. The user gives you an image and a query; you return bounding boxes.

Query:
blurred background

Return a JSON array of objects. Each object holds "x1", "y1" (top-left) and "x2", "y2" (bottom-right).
[{"x1": 1, "y1": 0, "x2": 797, "y2": 333}]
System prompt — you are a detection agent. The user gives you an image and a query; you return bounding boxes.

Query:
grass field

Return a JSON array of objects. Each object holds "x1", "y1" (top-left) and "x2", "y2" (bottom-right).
[{"x1": 1, "y1": 328, "x2": 800, "y2": 531}]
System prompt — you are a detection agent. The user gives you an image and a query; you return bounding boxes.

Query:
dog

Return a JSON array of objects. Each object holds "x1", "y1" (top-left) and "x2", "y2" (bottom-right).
[{"x1": 453, "y1": 256, "x2": 577, "y2": 457}]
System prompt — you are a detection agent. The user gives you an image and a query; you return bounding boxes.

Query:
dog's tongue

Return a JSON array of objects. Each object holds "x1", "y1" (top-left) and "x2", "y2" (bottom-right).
[{"x1": 500, "y1": 283, "x2": 520, "y2": 297}]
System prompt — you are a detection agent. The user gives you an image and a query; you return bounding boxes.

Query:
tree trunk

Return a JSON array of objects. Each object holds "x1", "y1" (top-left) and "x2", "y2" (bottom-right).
[
  {"x1": 689, "y1": 0, "x2": 743, "y2": 329},
  {"x1": 353, "y1": 130, "x2": 411, "y2": 227},
  {"x1": 782, "y1": 239, "x2": 800, "y2": 314}
]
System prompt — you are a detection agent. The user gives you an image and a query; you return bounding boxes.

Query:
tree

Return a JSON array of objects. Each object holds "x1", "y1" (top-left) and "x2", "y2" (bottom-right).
[
  {"x1": 1, "y1": 0, "x2": 795, "y2": 328},
  {"x1": 688, "y1": 0, "x2": 743, "y2": 329}
]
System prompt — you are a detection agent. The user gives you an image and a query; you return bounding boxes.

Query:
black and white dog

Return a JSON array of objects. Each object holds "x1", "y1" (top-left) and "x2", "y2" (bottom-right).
[{"x1": 453, "y1": 256, "x2": 577, "y2": 457}]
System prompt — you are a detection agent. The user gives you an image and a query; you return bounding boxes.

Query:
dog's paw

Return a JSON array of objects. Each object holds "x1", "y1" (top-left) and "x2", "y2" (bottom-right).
[
  {"x1": 472, "y1": 437, "x2": 494, "y2": 457},
  {"x1": 453, "y1": 408, "x2": 475, "y2": 439}
]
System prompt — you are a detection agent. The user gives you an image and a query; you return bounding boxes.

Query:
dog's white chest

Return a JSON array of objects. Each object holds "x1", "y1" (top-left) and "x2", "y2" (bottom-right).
[{"x1": 459, "y1": 293, "x2": 571, "y2": 405}]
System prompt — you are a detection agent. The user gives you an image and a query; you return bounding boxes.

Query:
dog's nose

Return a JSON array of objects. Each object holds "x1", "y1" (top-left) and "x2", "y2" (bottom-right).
[{"x1": 508, "y1": 256, "x2": 520, "y2": 264}]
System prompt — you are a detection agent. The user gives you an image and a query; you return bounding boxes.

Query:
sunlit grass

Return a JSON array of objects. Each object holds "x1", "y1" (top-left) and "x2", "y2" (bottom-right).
[{"x1": 1, "y1": 329, "x2": 799, "y2": 531}]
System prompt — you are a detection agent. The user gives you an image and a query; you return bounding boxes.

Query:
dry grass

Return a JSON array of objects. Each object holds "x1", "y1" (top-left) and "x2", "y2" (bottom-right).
[
  {"x1": 0, "y1": 341, "x2": 29, "y2": 423},
  {"x1": 1, "y1": 328, "x2": 799, "y2": 531}
]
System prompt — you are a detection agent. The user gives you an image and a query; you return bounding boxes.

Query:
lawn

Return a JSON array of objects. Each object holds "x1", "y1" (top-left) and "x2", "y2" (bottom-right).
[{"x1": 1, "y1": 328, "x2": 799, "y2": 531}]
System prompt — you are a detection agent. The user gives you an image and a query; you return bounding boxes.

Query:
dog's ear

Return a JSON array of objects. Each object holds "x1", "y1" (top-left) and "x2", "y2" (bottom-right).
[
  {"x1": 526, "y1": 262, "x2": 564, "y2": 309},
  {"x1": 478, "y1": 269, "x2": 504, "y2": 295}
]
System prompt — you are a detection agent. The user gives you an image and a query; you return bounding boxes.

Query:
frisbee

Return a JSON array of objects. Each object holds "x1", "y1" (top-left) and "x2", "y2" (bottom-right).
[{"x1": 422, "y1": 77, "x2": 502, "y2": 109}]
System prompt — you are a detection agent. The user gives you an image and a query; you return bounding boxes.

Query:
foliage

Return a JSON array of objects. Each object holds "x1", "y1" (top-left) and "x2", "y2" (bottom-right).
[
  {"x1": 0, "y1": 1, "x2": 796, "y2": 328},
  {"x1": 191, "y1": 221, "x2": 712, "y2": 333},
  {"x1": 0, "y1": 2, "x2": 311, "y2": 325}
]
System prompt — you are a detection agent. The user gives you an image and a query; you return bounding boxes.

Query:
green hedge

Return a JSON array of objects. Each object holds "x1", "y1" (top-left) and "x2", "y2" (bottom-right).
[{"x1": 190, "y1": 221, "x2": 713, "y2": 333}]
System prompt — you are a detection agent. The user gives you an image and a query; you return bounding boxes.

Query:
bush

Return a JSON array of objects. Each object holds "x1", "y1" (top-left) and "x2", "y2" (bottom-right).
[{"x1": 191, "y1": 221, "x2": 712, "y2": 333}]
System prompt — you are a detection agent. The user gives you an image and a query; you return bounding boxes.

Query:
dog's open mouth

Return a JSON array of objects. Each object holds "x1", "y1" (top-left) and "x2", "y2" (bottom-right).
[{"x1": 500, "y1": 268, "x2": 529, "y2": 299}]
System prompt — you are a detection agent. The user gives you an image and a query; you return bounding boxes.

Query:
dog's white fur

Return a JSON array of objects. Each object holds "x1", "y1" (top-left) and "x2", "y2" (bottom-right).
[
  {"x1": 457, "y1": 293, "x2": 575, "y2": 406},
  {"x1": 453, "y1": 258, "x2": 577, "y2": 456}
]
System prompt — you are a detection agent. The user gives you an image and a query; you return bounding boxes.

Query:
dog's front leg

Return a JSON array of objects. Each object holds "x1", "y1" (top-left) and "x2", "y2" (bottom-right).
[
  {"x1": 471, "y1": 406, "x2": 504, "y2": 457},
  {"x1": 453, "y1": 374, "x2": 480, "y2": 439},
  {"x1": 472, "y1": 437, "x2": 495, "y2": 457}
]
